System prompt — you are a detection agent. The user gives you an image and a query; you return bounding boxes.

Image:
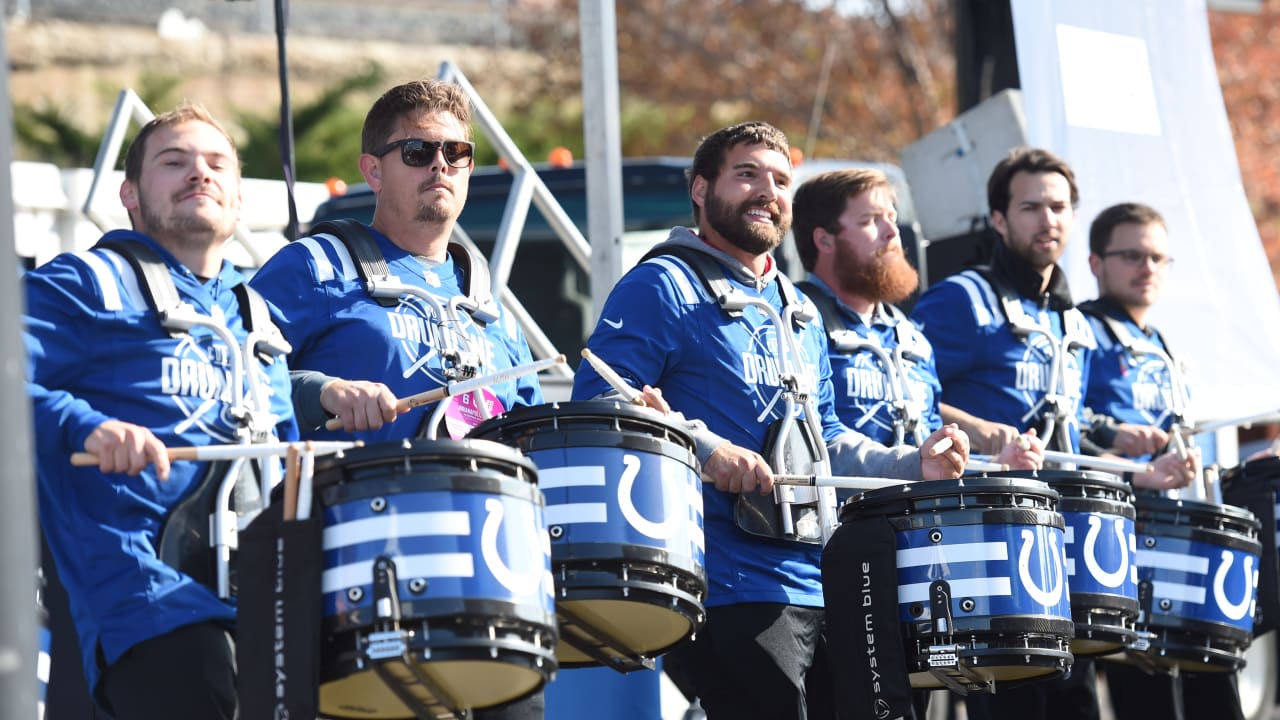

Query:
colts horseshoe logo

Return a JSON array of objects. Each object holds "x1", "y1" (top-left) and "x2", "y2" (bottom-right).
[
  {"x1": 618, "y1": 454, "x2": 680, "y2": 540},
  {"x1": 481, "y1": 498, "x2": 545, "y2": 596},
  {"x1": 1212, "y1": 549, "x2": 1255, "y2": 622},
  {"x1": 1083, "y1": 515, "x2": 1130, "y2": 588},
  {"x1": 1019, "y1": 528, "x2": 1065, "y2": 607}
]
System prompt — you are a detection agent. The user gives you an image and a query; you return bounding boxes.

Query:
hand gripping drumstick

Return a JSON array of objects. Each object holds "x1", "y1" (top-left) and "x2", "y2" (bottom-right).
[
  {"x1": 580, "y1": 348, "x2": 645, "y2": 405},
  {"x1": 71, "y1": 440, "x2": 362, "y2": 469},
  {"x1": 323, "y1": 354, "x2": 567, "y2": 430}
]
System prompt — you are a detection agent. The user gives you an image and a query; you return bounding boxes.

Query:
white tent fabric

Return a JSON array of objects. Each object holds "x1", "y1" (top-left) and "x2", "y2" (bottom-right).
[{"x1": 1010, "y1": 0, "x2": 1280, "y2": 423}]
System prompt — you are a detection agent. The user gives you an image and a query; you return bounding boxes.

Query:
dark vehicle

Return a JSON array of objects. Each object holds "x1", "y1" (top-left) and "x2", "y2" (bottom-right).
[{"x1": 308, "y1": 158, "x2": 694, "y2": 360}]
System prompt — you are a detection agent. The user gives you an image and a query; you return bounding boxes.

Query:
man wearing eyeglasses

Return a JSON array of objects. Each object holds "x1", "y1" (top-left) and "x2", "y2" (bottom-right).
[
  {"x1": 251, "y1": 80, "x2": 544, "y2": 717},
  {"x1": 1079, "y1": 202, "x2": 1237, "y2": 720}
]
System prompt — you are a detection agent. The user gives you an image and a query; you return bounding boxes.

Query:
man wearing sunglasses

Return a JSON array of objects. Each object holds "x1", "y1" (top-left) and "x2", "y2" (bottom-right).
[
  {"x1": 250, "y1": 80, "x2": 544, "y2": 717},
  {"x1": 1079, "y1": 202, "x2": 1238, "y2": 720}
]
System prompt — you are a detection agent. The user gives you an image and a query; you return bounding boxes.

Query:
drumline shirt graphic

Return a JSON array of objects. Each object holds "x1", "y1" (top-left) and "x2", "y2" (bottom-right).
[
  {"x1": 572, "y1": 228, "x2": 920, "y2": 608},
  {"x1": 250, "y1": 224, "x2": 542, "y2": 442},
  {"x1": 23, "y1": 230, "x2": 297, "y2": 693},
  {"x1": 800, "y1": 275, "x2": 943, "y2": 446},
  {"x1": 910, "y1": 255, "x2": 1092, "y2": 453},
  {"x1": 1079, "y1": 298, "x2": 1181, "y2": 447}
]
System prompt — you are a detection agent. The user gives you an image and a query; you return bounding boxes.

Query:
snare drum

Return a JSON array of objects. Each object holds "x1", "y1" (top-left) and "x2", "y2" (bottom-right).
[
  {"x1": 984, "y1": 470, "x2": 1138, "y2": 656},
  {"x1": 470, "y1": 401, "x2": 706, "y2": 672},
  {"x1": 838, "y1": 476, "x2": 1074, "y2": 691},
  {"x1": 1222, "y1": 456, "x2": 1280, "y2": 633},
  {"x1": 1133, "y1": 494, "x2": 1261, "y2": 672},
  {"x1": 314, "y1": 439, "x2": 557, "y2": 719}
]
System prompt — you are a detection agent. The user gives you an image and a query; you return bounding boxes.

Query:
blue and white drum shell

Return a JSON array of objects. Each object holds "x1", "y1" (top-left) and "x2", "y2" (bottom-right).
[
  {"x1": 986, "y1": 470, "x2": 1138, "y2": 655},
  {"x1": 1221, "y1": 455, "x2": 1280, "y2": 634},
  {"x1": 313, "y1": 438, "x2": 557, "y2": 717},
  {"x1": 470, "y1": 400, "x2": 706, "y2": 667},
  {"x1": 1134, "y1": 494, "x2": 1261, "y2": 672},
  {"x1": 839, "y1": 476, "x2": 1074, "y2": 689}
]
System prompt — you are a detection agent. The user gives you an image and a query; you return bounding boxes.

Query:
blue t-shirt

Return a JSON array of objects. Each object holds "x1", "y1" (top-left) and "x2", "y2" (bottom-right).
[
  {"x1": 572, "y1": 229, "x2": 918, "y2": 608},
  {"x1": 910, "y1": 268, "x2": 1092, "y2": 453},
  {"x1": 803, "y1": 276, "x2": 943, "y2": 447},
  {"x1": 25, "y1": 230, "x2": 297, "y2": 692},
  {"x1": 251, "y1": 225, "x2": 542, "y2": 442}
]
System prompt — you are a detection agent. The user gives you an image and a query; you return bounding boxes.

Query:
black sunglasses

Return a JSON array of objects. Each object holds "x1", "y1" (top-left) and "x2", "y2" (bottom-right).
[{"x1": 372, "y1": 138, "x2": 475, "y2": 168}]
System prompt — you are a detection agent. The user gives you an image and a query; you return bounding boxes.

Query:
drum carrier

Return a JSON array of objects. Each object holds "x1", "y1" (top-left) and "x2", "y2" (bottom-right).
[
  {"x1": 94, "y1": 238, "x2": 292, "y2": 599},
  {"x1": 646, "y1": 247, "x2": 838, "y2": 545}
]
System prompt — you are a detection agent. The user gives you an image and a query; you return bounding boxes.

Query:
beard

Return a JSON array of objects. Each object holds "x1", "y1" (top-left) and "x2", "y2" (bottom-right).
[
  {"x1": 413, "y1": 177, "x2": 458, "y2": 224},
  {"x1": 138, "y1": 195, "x2": 233, "y2": 244},
  {"x1": 834, "y1": 244, "x2": 919, "y2": 304},
  {"x1": 702, "y1": 187, "x2": 790, "y2": 256}
]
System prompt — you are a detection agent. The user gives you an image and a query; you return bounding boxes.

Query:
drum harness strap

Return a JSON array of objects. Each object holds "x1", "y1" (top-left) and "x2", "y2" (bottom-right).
[
  {"x1": 1078, "y1": 301, "x2": 1206, "y2": 501},
  {"x1": 310, "y1": 219, "x2": 507, "y2": 436},
  {"x1": 797, "y1": 281, "x2": 930, "y2": 447},
  {"x1": 973, "y1": 265, "x2": 1094, "y2": 453},
  {"x1": 640, "y1": 246, "x2": 838, "y2": 544},
  {"x1": 94, "y1": 238, "x2": 291, "y2": 599},
  {"x1": 310, "y1": 218, "x2": 499, "y2": 382}
]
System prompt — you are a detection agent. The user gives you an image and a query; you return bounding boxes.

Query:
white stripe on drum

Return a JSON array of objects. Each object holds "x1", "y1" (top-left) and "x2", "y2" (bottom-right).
[
  {"x1": 899, "y1": 577, "x2": 1012, "y2": 604},
  {"x1": 897, "y1": 541, "x2": 1008, "y2": 568},
  {"x1": 545, "y1": 503, "x2": 607, "y2": 525},
  {"x1": 1136, "y1": 549, "x2": 1209, "y2": 575},
  {"x1": 1152, "y1": 580, "x2": 1207, "y2": 605},
  {"x1": 540, "y1": 466, "x2": 606, "y2": 489},
  {"x1": 323, "y1": 553, "x2": 475, "y2": 594},
  {"x1": 322, "y1": 511, "x2": 470, "y2": 549}
]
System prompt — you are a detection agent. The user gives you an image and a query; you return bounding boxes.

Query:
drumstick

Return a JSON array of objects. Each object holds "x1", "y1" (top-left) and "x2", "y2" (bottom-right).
[
  {"x1": 71, "y1": 440, "x2": 361, "y2": 467},
  {"x1": 774, "y1": 474, "x2": 911, "y2": 491},
  {"x1": 323, "y1": 354, "x2": 567, "y2": 430},
  {"x1": 580, "y1": 348, "x2": 644, "y2": 405},
  {"x1": 971, "y1": 450, "x2": 1151, "y2": 475},
  {"x1": 282, "y1": 444, "x2": 301, "y2": 522},
  {"x1": 925, "y1": 436, "x2": 953, "y2": 457}
]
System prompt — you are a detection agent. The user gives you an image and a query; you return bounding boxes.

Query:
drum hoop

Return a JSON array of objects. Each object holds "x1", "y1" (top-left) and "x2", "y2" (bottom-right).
[
  {"x1": 1135, "y1": 495, "x2": 1262, "y2": 533},
  {"x1": 314, "y1": 438, "x2": 538, "y2": 477},
  {"x1": 841, "y1": 476, "x2": 1060, "y2": 518},
  {"x1": 469, "y1": 400, "x2": 697, "y2": 452}
]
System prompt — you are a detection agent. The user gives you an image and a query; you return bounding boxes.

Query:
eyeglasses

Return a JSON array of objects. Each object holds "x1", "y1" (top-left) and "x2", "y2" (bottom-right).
[
  {"x1": 1100, "y1": 249, "x2": 1174, "y2": 268},
  {"x1": 372, "y1": 138, "x2": 474, "y2": 168}
]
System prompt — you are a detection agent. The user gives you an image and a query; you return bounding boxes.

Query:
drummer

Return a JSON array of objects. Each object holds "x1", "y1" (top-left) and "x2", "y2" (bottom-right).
[
  {"x1": 250, "y1": 78, "x2": 546, "y2": 720},
  {"x1": 790, "y1": 167, "x2": 1045, "y2": 717},
  {"x1": 572, "y1": 121, "x2": 970, "y2": 720},
  {"x1": 1078, "y1": 202, "x2": 1230, "y2": 720},
  {"x1": 909, "y1": 147, "x2": 1127, "y2": 720}
]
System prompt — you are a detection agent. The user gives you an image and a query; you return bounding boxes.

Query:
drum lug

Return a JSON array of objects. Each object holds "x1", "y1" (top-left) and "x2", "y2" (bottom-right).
[{"x1": 921, "y1": 579, "x2": 994, "y2": 695}]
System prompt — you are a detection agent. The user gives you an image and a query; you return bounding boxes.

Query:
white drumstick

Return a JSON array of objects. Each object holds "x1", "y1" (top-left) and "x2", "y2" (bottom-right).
[
  {"x1": 774, "y1": 474, "x2": 911, "y2": 491},
  {"x1": 71, "y1": 440, "x2": 361, "y2": 467},
  {"x1": 324, "y1": 354, "x2": 566, "y2": 430},
  {"x1": 925, "y1": 436, "x2": 953, "y2": 457},
  {"x1": 581, "y1": 348, "x2": 644, "y2": 404}
]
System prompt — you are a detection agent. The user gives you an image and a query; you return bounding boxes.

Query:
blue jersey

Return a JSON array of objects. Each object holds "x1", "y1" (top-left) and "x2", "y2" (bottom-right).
[
  {"x1": 802, "y1": 276, "x2": 942, "y2": 447},
  {"x1": 572, "y1": 229, "x2": 917, "y2": 608},
  {"x1": 910, "y1": 264, "x2": 1092, "y2": 453},
  {"x1": 1081, "y1": 298, "x2": 1183, "y2": 445},
  {"x1": 250, "y1": 225, "x2": 542, "y2": 442},
  {"x1": 24, "y1": 230, "x2": 297, "y2": 692}
]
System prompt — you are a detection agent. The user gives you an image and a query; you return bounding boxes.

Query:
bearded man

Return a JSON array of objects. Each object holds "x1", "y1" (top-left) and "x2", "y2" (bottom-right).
[{"x1": 572, "y1": 123, "x2": 971, "y2": 720}]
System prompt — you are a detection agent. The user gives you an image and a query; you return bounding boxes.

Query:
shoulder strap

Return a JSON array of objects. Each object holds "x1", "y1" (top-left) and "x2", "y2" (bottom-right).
[
  {"x1": 231, "y1": 284, "x2": 292, "y2": 362},
  {"x1": 94, "y1": 238, "x2": 188, "y2": 337},
  {"x1": 309, "y1": 219, "x2": 397, "y2": 307},
  {"x1": 795, "y1": 280, "x2": 842, "y2": 345},
  {"x1": 311, "y1": 219, "x2": 499, "y2": 324},
  {"x1": 1079, "y1": 301, "x2": 1164, "y2": 360},
  {"x1": 641, "y1": 245, "x2": 808, "y2": 326},
  {"x1": 641, "y1": 244, "x2": 741, "y2": 316},
  {"x1": 971, "y1": 264, "x2": 1035, "y2": 335},
  {"x1": 445, "y1": 235, "x2": 500, "y2": 325}
]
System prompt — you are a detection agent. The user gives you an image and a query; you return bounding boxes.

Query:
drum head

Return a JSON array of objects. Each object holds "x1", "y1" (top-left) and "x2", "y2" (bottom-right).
[{"x1": 320, "y1": 658, "x2": 545, "y2": 718}]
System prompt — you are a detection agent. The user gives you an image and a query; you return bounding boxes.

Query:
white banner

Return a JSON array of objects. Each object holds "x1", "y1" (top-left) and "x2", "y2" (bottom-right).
[{"x1": 1011, "y1": 0, "x2": 1280, "y2": 422}]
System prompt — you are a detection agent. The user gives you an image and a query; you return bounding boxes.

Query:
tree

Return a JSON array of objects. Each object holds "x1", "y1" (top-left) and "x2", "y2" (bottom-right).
[{"x1": 508, "y1": 0, "x2": 954, "y2": 161}]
